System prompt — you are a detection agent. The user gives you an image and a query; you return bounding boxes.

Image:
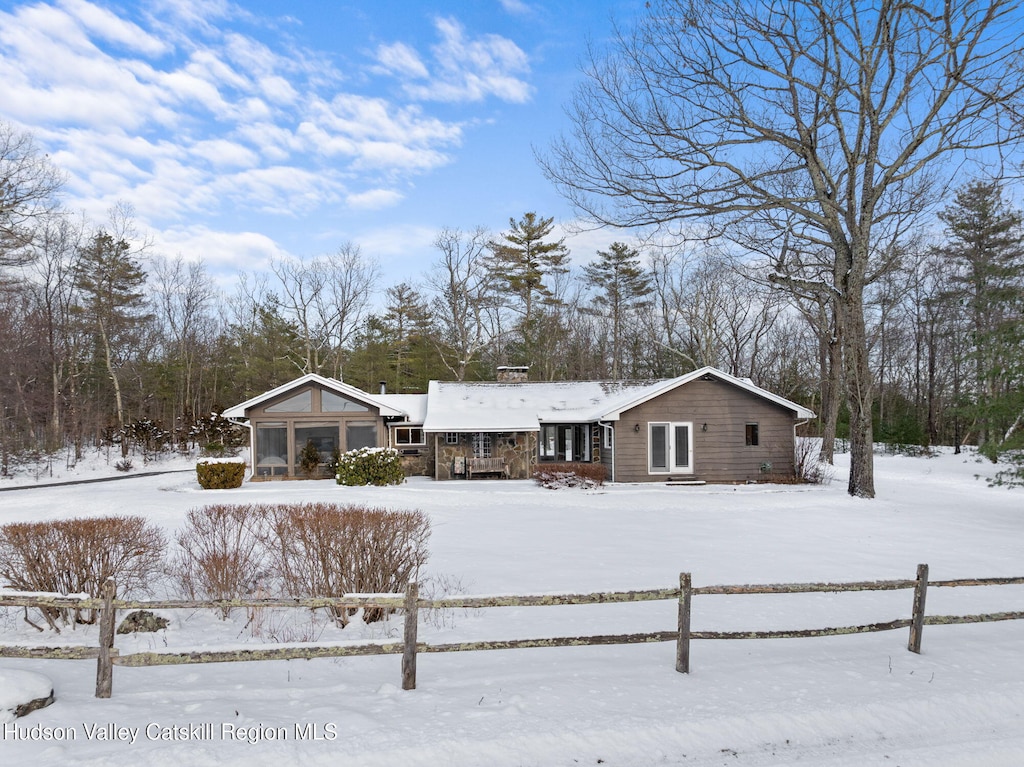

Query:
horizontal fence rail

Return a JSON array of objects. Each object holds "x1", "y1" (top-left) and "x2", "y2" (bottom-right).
[{"x1": 1, "y1": 565, "x2": 1022, "y2": 696}]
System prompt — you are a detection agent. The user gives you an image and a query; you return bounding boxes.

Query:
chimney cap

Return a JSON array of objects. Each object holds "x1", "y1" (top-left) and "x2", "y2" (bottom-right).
[{"x1": 496, "y1": 365, "x2": 529, "y2": 383}]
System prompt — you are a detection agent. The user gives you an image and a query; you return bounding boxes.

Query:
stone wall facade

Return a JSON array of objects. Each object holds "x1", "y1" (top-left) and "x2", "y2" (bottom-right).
[{"x1": 433, "y1": 432, "x2": 537, "y2": 480}]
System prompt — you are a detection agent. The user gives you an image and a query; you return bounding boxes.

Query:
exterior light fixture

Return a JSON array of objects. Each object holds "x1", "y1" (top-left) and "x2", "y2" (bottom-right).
[{"x1": 634, "y1": 423, "x2": 641, "y2": 432}]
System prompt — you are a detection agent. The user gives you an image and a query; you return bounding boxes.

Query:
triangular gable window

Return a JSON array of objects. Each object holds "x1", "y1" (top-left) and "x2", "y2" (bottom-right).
[
  {"x1": 265, "y1": 390, "x2": 312, "y2": 413},
  {"x1": 322, "y1": 390, "x2": 369, "y2": 412}
]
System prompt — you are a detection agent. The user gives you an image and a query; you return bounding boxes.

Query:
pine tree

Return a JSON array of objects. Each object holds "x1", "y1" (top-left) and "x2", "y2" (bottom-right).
[
  {"x1": 72, "y1": 230, "x2": 150, "y2": 455},
  {"x1": 488, "y1": 212, "x2": 570, "y2": 366},
  {"x1": 582, "y1": 242, "x2": 651, "y2": 379},
  {"x1": 937, "y1": 180, "x2": 1024, "y2": 454}
]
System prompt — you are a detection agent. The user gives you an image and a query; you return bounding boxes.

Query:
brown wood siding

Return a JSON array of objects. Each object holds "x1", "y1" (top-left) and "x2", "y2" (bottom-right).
[{"x1": 613, "y1": 378, "x2": 800, "y2": 483}]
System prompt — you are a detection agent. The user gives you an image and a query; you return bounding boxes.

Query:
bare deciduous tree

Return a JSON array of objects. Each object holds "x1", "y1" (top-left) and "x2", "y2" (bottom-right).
[
  {"x1": 427, "y1": 226, "x2": 497, "y2": 380},
  {"x1": 0, "y1": 121, "x2": 65, "y2": 268},
  {"x1": 543, "y1": 0, "x2": 1024, "y2": 497}
]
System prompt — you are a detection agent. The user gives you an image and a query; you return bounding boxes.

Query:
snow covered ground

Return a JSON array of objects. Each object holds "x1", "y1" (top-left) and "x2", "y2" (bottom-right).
[{"x1": 1, "y1": 448, "x2": 1022, "y2": 766}]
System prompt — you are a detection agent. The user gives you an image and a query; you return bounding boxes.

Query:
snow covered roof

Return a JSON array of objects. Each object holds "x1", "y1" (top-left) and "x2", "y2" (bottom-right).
[
  {"x1": 222, "y1": 367, "x2": 814, "y2": 430},
  {"x1": 421, "y1": 379, "x2": 661, "y2": 432},
  {"x1": 376, "y1": 393, "x2": 428, "y2": 424},
  {"x1": 420, "y1": 367, "x2": 815, "y2": 432},
  {"x1": 221, "y1": 373, "x2": 406, "y2": 419}
]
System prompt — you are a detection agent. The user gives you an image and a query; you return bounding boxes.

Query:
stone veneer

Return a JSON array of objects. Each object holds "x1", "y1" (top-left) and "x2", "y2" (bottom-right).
[{"x1": 434, "y1": 432, "x2": 537, "y2": 480}]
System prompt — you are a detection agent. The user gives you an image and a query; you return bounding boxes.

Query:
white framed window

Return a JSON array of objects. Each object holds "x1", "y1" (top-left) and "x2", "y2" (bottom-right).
[
  {"x1": 603, "y1": 425, "x2": 613, "y2": 449},
  {"x1": 649, "y1": 422, "x2": 693, "y2": 474},
  {"x1": 472, "y1": 432, "x2": 492, "y2": 458},
  {"x1": 394, "y1": 426, "x2": 425, "y2": 446}
]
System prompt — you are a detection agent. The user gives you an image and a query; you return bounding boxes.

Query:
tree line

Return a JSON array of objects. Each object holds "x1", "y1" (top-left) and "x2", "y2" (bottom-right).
[
  {"x1": 2, "y1": 114, "x2": 1021, "y2": 486},
  {"x1": 5, "y1": 0, "x2": 1024, "y2": 495}
]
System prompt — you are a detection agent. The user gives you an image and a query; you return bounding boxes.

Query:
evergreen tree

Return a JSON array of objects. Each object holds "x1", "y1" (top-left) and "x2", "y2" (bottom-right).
[
  {"x1": 582, "y1": 242, "x2": 651, "y2": 379},
  {"x1": 72, "y1": 230, "x2": 150, "y2": 454},
  {"x1": 937, "y1": 180, "x2": 1024, "y2": 454},
  {"x1": 488, "y1": 212, "x2": 570, "y2": 367}
]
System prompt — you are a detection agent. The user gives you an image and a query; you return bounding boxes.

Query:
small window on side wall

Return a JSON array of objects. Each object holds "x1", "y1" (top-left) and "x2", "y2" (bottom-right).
[
  {"x1": 745, "y1": 423, "x2": 759, "y2": 446},
  {"x1": 395, "y1": 426, "x2": 425, "y2": 446}
]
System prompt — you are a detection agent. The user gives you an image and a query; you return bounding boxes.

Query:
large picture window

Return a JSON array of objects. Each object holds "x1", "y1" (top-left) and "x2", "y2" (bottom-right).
[
  {"x1": 346, "y1": 422, "x2": 378, "y2": 451},
  {"x1": 649, "y1": 422, "x2": 692, "y2": 474},
  {"x1": 294, "y1": 424, "x2": 338, "y2": 466},
  {"x1": 255, "y1": 423, "x2": 288, "y2": 476}
]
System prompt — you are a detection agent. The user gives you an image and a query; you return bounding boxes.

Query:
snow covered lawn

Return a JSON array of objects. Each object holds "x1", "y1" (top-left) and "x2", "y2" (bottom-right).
[{"x1": 1, "y1": 449, "x2": 1022, "y2": 766}]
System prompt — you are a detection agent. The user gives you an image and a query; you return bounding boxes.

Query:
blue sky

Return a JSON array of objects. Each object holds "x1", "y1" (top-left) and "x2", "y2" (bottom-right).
[{"x1": 0, "y1": 0, "x2": 647, "y2": 286}]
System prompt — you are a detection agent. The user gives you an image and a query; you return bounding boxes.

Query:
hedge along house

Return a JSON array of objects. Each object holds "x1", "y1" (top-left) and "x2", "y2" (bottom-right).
[
  {"x1": 222, "y1": 366, "x2": 814, "y2": 483},
  {"x1": 221, "y1": 374, "x2": 420, "y2": 479},
  {"x1": 420, "y1": 366, "x2": 815, "y2": 483}
]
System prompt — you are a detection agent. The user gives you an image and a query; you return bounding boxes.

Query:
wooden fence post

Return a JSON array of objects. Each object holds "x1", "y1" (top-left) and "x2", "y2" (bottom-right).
[
  {"x1": 402, "y1": 582, "x2": 419, "y2": 690},
  {"x1": 95, "y1": 578, "x2": 117, "y2": 698},
  {"x1": 676, "y1": 572, "x2": 691, "y2": 674},
  {"x1": 908, "y1": 563, "x2": 929, "y2": 654}
]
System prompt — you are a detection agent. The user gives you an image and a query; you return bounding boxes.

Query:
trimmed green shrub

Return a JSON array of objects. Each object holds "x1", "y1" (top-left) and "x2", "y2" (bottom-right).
[
  {"x1": 336, "y1": 447, "x2": 405, "y2": 486},
  {"x1": 196, "y1": 460, "x2": 246, "y2": 489}
]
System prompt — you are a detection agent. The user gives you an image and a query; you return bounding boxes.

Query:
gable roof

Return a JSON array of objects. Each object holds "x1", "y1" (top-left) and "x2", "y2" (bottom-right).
[
  {"x1": 598, "y1": 366, "x2": 817, "y2": 421},
  {"x1": 221, "y1": 373, "x2": 406, "y2": 419},
  {"x1": 419, "y1": 366, "x2": 815, "y2": 432}
]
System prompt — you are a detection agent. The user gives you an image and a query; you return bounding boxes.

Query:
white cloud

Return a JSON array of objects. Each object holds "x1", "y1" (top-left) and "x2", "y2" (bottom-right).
[
  {"x1": 374, "y1": 41, "x2": 429, "y2": 80},
  {"x1": 498, "y1": 0, "x2": 533, "y2": 15},
  {"x1": 58, "y1": 0, "x2": 168, "y2": 55},
  {"x1": 381, "y1": 17, "x2": 532, "y2": 104},
  {"x1": 189, "y1": 138, "x2": 260, "y2": 168},
  {"x1": 0, "y1": 0, "x2": 533, "y2": 283},
  {"x1": 346, "y1": 188, "x2": 404, "y2": 210},
  {"x1": 299, "y1": 95, "x2": 460, "y2": 170},
  {"x1": 153, "y1": 224, "x2": 288, "y2": 279}
]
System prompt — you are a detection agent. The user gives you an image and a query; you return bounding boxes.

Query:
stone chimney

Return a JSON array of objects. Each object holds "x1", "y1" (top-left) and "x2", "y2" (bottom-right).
[{"x1": 496, "y1": 365, "x2": 529, "y2": 383}]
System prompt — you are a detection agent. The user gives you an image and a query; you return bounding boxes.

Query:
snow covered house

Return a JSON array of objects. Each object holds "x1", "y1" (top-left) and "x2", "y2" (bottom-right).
[{"x1": 222, "y1": 366, "x2": 815, "y2": 483}]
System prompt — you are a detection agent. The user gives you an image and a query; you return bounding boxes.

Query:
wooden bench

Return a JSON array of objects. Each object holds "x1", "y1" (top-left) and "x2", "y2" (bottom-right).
[{"x1": 468, "y1": 457, "x2": 509, "y2": 479}]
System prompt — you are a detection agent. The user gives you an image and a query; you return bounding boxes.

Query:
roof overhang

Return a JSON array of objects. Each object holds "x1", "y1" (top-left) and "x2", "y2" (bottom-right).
[
  {"x1": 221, "y1": 373, "x2": 406, "y2": 420},
  {"x1": 598, "y1": 366, "x2": 816, "y2": 421}
]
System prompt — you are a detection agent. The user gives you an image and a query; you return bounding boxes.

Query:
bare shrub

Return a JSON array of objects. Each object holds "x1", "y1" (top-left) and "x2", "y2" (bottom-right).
[
  {"x1": 419, "y1": 573, "x2": 472, "y2": 630},
  {"x1": 0, "y1": 517, "x2": 166, "y2": 628},
  {"x1": 794, "y1": 437, "x2": 834, "y2": 485},
  {"x1": 262, "y1": 503, "x2": 430, "y2": 626},
  {"x1": 533, "y1": 462, "x2": 608, "y2": 489},
  {"x1": 171, "y1": 504, "x2": 268, "y2": 619}
]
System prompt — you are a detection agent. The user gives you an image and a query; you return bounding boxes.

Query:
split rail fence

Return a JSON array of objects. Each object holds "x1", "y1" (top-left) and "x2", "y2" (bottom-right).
[{"x1": 1, "y1": 563, "x2": 1022, "y2": 698}]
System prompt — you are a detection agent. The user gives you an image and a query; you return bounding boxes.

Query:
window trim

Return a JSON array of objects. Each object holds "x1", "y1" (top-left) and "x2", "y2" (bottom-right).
[
  {"x1": 745, "y1": 422, "x2": 760, "y2": 447},
  {"x1": 648, "y1": 421, "x2": 694, "y2": 475},
  {"x1": 394, "y1": 426, "x2": 425, "y2": 446}
]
